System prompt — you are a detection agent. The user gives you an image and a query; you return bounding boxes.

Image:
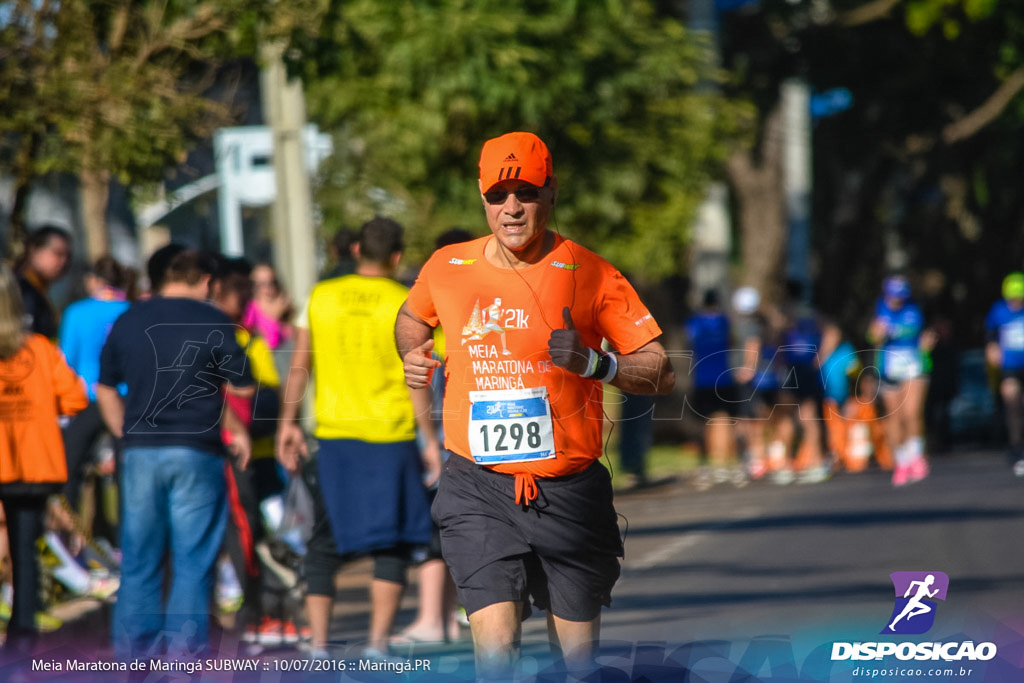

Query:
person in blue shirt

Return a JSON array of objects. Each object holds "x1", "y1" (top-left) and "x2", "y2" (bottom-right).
[
  {"x1": 97, "y1": 249, "x2": 254, "y2": 660},
  {"x1": 59, "y1": 255, "x2": 133, "y2": 521},
  {"x1": 775, "y1": 280, "x2": 828, "y2": 484},
  {"x1": 985, "y1": 272, "x2": 1024, "y2": 474},
  {"x1": 867, "y1": 275, "x2": 935, "y2": 487},
  {"x1": 686, "y1": 290, "x2": 742, "y2": 488}
]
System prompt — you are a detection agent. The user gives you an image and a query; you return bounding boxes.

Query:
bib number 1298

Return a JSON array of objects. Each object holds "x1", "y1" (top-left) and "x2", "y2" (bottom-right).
[
  {"x1": 468, "y1": 387, "x2": 556, "y2": 465},
  {"x1": 478, "y1": 421, "x2": 544, "y2": 453}
]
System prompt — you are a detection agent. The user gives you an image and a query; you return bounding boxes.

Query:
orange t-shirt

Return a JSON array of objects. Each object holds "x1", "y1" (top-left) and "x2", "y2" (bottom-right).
[
  {"x1": 405, "y1": 234, "x2": 662, "y2": 478},
  {"x1": 0, "y1": 334, "x2": 88, "y2": 485}
]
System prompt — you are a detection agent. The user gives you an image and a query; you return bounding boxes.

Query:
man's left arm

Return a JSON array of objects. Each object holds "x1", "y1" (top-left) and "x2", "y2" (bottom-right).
[
  {"x1": 609, "y1": 340, "x2": 675, "y2": 395},
  {"x1": 549, "y1": 307, "x2": 674, "y2": 395}
]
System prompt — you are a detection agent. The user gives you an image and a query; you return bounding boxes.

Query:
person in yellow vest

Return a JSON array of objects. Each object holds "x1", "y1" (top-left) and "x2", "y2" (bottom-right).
[{"x1": 276, "y1": 218, "x2": 439, "y2": 659}]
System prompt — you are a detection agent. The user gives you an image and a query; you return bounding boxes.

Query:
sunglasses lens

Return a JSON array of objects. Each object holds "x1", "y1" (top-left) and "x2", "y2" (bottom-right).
[{"x1": 484, "y1": 187, "x2": 542, "y2": 204}]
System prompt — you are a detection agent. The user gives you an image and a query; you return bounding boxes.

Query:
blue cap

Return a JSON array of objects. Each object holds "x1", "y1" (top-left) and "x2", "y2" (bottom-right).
[{"x1": 883, "y1": 276, "x2": 911, "y2": 301}]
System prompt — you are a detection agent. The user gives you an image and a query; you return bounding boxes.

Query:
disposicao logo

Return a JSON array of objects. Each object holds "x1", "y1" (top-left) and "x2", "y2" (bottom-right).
[
  {"x1": 831, "y1": 571, "x2": 998, "y2": 663},
  {"x1": 883, "y1": 571, "x2": 948, "y2": 635}
]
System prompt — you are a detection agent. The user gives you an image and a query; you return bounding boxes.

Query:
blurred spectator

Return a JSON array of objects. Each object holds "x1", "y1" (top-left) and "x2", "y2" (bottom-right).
[
  {"x1": 144, "y1": 242, "x2": 187, "y2": 297},
  {"x1": 686, "y1": 290, "x2": 743, "y2": 489},
  {"x1": 0, "y1": 263, "x2": 88, "y2": 657},
  {"x1": 243, "y1": 263, "x2": 293, "y2": 351},
  {"x1": 58, "y1": 255, "x2": 133, "y2": 536},
  {"x1": 97, "y1": 249, "x2": 254, "y2": 659},
  {"x1": 274, "y1": 219, "x2": 436, "y2": 659},
  {"x1": 776, "y1": 280, "x2": 828, "y2": 484},
  {"x1": 321, "y1": 228, "x2": 358, "y2": 280},
  {"x1": 16, "y1": 225, "x2": 73, "y2": 339},
  {"x1": 731, "y1": 286, "x2": 781, "y2": 480},
  {"x1": 209, "y1": 255, "x2": 296, "y2": 648},
  {"x1": 985, "y1": 272, "x2": 1024, "y2": 474},
  {"x1": 867, "y1": 275, "x2": 935, "y2": 487}
]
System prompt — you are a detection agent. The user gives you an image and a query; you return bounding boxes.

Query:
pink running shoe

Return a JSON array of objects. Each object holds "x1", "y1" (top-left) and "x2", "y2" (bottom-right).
[
  {"x1": 907, "y1": 457, "x2": 929, "y2": 484},
  {"x1": 892, "y1": 464, "x2": 911, "y2": 487}
]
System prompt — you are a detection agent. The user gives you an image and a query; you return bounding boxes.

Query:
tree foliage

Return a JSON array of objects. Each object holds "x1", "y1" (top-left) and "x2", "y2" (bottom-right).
[
  {"x1": 296, "y1": 0, "x2": 752, "y2": 277},
  {"x1": 719, "y1": 0, "x2": 1024, "y2": 342},
  {"x1": 0, "y1": 0, "x2": 320, "y2": 257}
]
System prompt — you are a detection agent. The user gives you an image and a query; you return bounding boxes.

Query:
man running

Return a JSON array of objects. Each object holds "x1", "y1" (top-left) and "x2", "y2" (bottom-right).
[
  {"x1": 396, "y1": 131, "x2": 674, "y2": 679},
  {"x1": 985, "y1": 272, "x2": 1024, "y2": 474}
]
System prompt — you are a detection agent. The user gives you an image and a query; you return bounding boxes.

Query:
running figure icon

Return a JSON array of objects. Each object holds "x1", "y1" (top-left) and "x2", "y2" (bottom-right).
[
  {"x1": 888, "y1": 574, "x2": 939, "y2": 631},
  {"x1": 144, "y1": 329, "x2": 231, "y2": 427}
]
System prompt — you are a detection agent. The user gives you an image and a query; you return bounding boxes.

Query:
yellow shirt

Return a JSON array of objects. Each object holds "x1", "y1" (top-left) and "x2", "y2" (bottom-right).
[
  {"x1": 236, "y1": 329, "x2": 280, "y2": 459},
  {"x1": 303, "y1": 274, "x2": 415, "y2": 442}
]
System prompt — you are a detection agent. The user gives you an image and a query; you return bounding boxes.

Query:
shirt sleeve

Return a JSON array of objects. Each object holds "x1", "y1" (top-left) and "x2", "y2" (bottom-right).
[
  {"x1": 294, "y1": 294, "x2": 312, "y2": 332},
  {"x1": 58, "y1": 304, "x2": 80, "y2": 372},
  {"x1": 985, "y1": 305, "x2": 1000, "y2": 344},
  {"x1": 595, "y1": 265, "x2": 662, "y2": 355},
  {"x1": 47, "y1": 339, "x2": 89, "y2": 417},
  {"x1": 404, "y1": 257, "x2": 440, "y2": 327},
  {"x1": 97, "y1": 319, "x2": 122, "y2": 388}
]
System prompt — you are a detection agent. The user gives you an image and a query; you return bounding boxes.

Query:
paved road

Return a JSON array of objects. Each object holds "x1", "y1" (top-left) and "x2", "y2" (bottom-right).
[
  {"x1": 378, "y1": 449, "x2": 1024, "y2": 680},
  {"x1": 22, "y1": 449, "x2": 1024, "y2": 682}
]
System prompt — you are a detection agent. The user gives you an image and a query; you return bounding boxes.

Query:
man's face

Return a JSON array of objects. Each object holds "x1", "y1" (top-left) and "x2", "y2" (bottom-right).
[
  {"x1": 31, "y1": 237, "x2": 71, "y2": 282},
  {"x1": 481, "y1": 179, "x2": 556, "y2": 256}
]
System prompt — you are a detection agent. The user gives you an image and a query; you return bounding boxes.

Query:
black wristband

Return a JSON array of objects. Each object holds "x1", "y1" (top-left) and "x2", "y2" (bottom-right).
[{"x1": 592, "y1": 352, "x2": 612, "y2": 381}]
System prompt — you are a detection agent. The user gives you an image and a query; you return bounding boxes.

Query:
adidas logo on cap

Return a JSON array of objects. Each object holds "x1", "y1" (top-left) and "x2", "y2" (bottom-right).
[{"x1": 504, "y1": 153, "x2": 517, "y2": 162}]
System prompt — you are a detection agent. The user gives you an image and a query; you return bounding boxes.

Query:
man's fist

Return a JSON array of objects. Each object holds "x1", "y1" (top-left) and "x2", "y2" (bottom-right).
[
  {"x1": 548, "y1": 306, "x2": 591, "y2": 375},
  {"x1": 403, "y1": 338, "x2": 441, "y2": 389}
]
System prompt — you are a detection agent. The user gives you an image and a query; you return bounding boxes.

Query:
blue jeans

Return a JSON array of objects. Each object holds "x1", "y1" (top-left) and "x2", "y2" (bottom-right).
[{"x1": 113, "y1": 447, "x2": 227, "y2": 660}]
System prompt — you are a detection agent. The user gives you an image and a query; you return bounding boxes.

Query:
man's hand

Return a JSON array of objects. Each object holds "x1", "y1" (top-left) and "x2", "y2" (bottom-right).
[
  {"x1": 548, "y1": 307, "x2": 591, "y2": 375},
  {"x1": 421, "y1": 437, "x2": 442, "y2": 489},
  {"x1": 403, "y1": 338, "x2": 441, "y2": 389},
  {"x1": 226, "y1": 429, "x2": 252, "y2": 471},
  {"x1": 275, "y1": 421, "x2": 308, "y2": 475}
]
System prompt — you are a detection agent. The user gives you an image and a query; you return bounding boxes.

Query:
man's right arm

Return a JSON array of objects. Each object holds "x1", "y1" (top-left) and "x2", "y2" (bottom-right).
[
  {"x1": 95, "y1": 384, "x2": 125, "y2": 439},
  {"x1": 275, "y1": 325, "x2": 312, "y2": 473},
  {"x1": 395, "y1": 302, "x2": 440, "y2": 389}
]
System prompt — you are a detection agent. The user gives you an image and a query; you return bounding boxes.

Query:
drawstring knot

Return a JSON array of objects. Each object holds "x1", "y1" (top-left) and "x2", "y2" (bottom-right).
[{"x1": 514, "y1": 472, "x2": 538, "y2": 506}]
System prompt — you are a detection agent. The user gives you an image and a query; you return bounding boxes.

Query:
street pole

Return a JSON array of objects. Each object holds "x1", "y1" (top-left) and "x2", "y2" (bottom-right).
[{"x1": 260, "y1": 43, "x2": 318, "y2": 309}]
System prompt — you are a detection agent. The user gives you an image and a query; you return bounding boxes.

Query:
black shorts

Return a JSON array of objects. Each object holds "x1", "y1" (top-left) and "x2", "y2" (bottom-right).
[
  {"x1": 687, "y1": 386, "x2": 736, "y2": 420},
  {"x1": 432, "y1": 454, "x2": 623, "y2": 622},
  {"x1": 1001, "y1": 369, "x2": 1024, "y2": 385},
  {"x1": 778, "y1": 363, "x2": 824, "y2": 401}
]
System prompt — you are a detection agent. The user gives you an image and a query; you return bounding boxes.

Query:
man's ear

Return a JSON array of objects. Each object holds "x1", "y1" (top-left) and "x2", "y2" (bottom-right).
[{"x1": 352, "y1": 243, "x2": 362, "y2": 260}]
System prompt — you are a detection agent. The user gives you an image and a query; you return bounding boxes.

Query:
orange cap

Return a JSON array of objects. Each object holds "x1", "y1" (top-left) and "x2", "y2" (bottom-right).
[{"x1": 478, "y1": 132, "x2": 552, "y2": 192}]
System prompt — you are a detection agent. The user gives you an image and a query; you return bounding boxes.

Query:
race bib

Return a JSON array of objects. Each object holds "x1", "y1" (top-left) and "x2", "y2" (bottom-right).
[
  {"x1": 884, "y1": 347, "x2": 922, "y2": 381},
  {"x1": 1001, "y1": 320, "x2": 1024, "y2": 351},
  {"x1": 468, "y1": 387, "x2": 556, "y2": 465}
]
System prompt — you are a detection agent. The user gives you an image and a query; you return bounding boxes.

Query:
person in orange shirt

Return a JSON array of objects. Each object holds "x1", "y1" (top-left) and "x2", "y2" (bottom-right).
[
  {"x1": 396, "y1": 132, "x2": 675, "y2": 679},
  {"x1": 0, "y1": 263, "x2": 88, "y2": 657}
]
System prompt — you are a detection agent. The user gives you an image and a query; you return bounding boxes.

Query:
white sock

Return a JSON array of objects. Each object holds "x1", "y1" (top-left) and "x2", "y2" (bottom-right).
[{"x1": 894, "y1": 442, "x2": 914, "y2": 467}]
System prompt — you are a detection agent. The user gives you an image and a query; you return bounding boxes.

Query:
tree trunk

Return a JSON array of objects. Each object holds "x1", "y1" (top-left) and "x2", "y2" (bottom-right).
[
  {"x1": 7, "y1": 132, "x2": 42, "y2": 262},
  {"x1": 727, "y1": 103, "x2": 787, "y2": 307},
  {"x1": 79, "y1": 166, "x2": 111, "y2": 261}
]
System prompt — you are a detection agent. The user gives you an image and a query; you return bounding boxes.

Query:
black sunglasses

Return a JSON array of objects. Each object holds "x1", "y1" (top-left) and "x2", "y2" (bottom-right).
[{"x1": 483, "y1": 185, "x2": 546, "y2": 205}]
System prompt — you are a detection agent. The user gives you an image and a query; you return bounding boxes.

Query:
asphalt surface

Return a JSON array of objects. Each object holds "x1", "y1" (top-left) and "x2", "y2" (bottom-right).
[{"x1": 11, "y1": 447, "x2": 1024, "y2": 681}]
